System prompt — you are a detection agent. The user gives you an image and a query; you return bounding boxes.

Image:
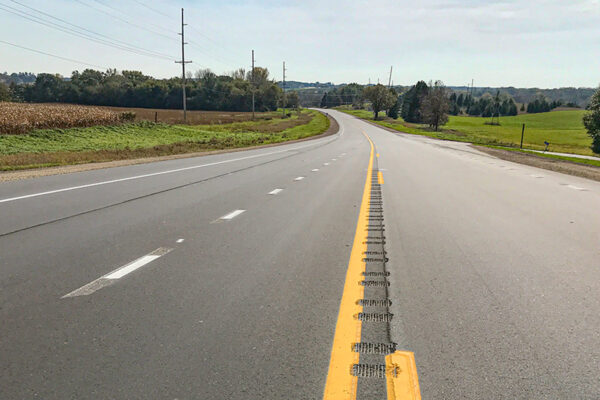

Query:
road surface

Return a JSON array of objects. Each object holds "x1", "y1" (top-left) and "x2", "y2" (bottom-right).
[{"x1": 1, "y1": 110, "x2": 599, "y2": 399}]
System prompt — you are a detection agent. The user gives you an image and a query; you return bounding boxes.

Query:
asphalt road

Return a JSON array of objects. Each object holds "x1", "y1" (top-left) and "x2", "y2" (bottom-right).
[{"x1": 1, "y1": 110, "x2": 599, "y2": 399}]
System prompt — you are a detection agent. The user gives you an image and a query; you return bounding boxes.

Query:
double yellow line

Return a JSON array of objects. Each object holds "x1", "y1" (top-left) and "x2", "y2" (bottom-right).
[{"x1": 322, "y1": 131, "x2": 420, "y2": 400}]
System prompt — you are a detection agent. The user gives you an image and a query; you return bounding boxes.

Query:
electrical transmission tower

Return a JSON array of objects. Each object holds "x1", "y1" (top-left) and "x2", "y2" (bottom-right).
[{"x1": 175, "y1": 8, "x2": 192, "y2": 122}]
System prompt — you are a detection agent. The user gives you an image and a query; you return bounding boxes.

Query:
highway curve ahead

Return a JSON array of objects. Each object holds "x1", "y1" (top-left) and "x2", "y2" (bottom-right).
[{"x1": 1, "y1": 110, "x2": 599, "y2": 399}]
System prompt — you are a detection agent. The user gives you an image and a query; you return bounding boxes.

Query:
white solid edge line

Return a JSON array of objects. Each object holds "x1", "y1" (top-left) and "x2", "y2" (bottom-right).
[
  {"x1": 268, "y1": 189, "x2": 283, "y2": 195},
  {"x1": 220, "y1": 209, "x2": 246, "y2": 220},
  {"x1": 294, "y1": 176, "x2": 305, "y2": 181},
  {"x1": 0, "y1": 128, "x2": 342, "y2": 204},
  {"x1": 62, "y1": 247, "x2": 172, "y2": 298}
]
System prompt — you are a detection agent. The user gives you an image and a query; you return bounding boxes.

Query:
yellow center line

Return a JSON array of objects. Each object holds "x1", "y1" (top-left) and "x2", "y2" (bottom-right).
[
  {"x1": 386, "y1": 351, "x2": 421, "y2": 400},
  {"x1": 323, "y1": 131, "x2": 374, "y2": 400}
]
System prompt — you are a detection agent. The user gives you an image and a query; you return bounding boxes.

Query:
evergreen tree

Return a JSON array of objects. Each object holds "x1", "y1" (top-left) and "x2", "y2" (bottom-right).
[
  {"x1": 401, "y1": 81, "x2": 428, "y2": 122},
  {"x1": 319, "y1": 93, "x2": 328, "y2": 108}
]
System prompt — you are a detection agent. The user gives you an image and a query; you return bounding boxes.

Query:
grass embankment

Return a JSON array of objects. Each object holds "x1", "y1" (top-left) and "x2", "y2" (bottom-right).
[
  {"x1": 0, "y1": 109, "x2": 329, "y2": 171},
  {"x1": 339, "y1": 108, "x2": 594, "y2": 156}
]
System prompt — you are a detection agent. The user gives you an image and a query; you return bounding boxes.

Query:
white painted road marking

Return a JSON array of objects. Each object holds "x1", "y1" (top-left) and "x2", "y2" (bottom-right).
[
  {"x1": 567, "y1": 185, "x2": 587, "y2": 191},
  {"x1": 312, "y1": 169, "x2": 319, "y2": 172},
  {"x1": 530, "y1": 174, "x2": 545, "y2": 178},
  {"x1": 0, "y1": 138, "x2": 340, "y2": 205},
  {"x1": 176, "y1": 238, "x2": 185, "y2": 243},
  {"x1": 220, "y1": 209, "x2": 246, "y2": 220},
  {"x1": 294, "y1": 176, "x2": 305, "y2": 181},
  {"x1": 62, "y1": 247, "x2": 172, "y2": 298},
  {"x1": 332, "y1": 158, "x2": 337, "y2": 161},
  {"x1": 324, "y1": 163, "x2": 330, "y2": 166},
  {"x1": 268, "y1": 189, "x2": 283, "y2": 195}
]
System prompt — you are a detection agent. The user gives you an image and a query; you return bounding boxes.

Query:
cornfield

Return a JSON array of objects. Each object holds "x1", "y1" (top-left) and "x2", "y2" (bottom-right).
[{"x1": 0, "y1": 102, "x2": 134, "y2": 134}]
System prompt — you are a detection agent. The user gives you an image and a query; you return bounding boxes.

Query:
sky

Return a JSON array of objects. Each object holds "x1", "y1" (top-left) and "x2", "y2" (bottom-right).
[{"x1": 0, "y1": 0, "x2": 599, "y2": 88}]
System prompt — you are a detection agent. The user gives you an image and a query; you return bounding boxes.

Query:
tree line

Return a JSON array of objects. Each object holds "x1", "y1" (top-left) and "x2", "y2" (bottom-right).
[{"x1": 0, "y1": 68, "x2": 300, "y2": 112}]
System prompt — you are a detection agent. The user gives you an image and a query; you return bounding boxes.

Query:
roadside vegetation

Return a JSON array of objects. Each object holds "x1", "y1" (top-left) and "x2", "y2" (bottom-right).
[
  {"x1": 0, "y1": 102, "x2": 135, "y2": 134},
  {"x1": 0, "y1": 109, "x2": 329, "y2": 171},
  {"x1": 325, "y1": 79, "x2": 600, "y2": 158},
  {"x1": 340, "y1": 108, "x2": 592, "y2": 155}
]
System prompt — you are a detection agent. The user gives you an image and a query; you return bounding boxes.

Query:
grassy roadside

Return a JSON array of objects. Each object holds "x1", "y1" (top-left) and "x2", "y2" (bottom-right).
[
  {"x1": 0, "y1": 109, "x2": 329, "y2": 171},
  {"x1": 338, "y1": 108, "x2": 594, "y2": 156},
  {"x1": 482, "y1": 145, "x2": 600, "y2": 168}
]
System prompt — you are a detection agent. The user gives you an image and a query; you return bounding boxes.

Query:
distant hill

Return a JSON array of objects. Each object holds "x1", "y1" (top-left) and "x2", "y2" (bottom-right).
[
  {"x1": 449, "y1": 86, "x2": 595, "y2": 108},
  {"x1": 277, "y1": 81, "x2": 596, "y2": 108}
]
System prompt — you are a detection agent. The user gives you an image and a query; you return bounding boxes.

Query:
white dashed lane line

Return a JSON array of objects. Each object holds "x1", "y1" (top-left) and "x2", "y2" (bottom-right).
[
  {"x1": 176, "y1": 238, "x2": 185, "y2": 243},
  {"x1": 62, "y1": 247, "x2": 173, "y2": 298},
  {"x1": 294, "y1": 177, "x2": 305, "y2": 181},
  {"x1": 324, "y1": 163, "x2": 330, "y2": 166},
  {"x1": 269, "y1": 189, "x2": 284, "y2": 195},
  {"x1": 312, "y1": 169, "x2": 319, "y2": 172},
  {"x1": 219, "y1": 209, "x2": 246, "y2": 220}
]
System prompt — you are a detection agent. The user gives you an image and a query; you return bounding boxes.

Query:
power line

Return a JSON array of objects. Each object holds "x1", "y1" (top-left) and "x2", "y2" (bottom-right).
[
  {"x1": 73, "y1": 0, "x2": 178, "y2": 42},
  {"x1": 7, "y1": 0, "x2": 174, "y2": 60},
  {"x1": 0, "y1": 39, "x2": 108, "y2": 69},
  {"x1": 0, "y1": 3, "x2": 175, "y2": 61},
  {"x1": 131, "y1": 0, "x2": 174, "y2": 20},
  {"x1": 81, "y1": 0, "x2": 240, "y2": 70},
  {"x1": 92, "y1": 0, "x2": 179, "y2": 35}
]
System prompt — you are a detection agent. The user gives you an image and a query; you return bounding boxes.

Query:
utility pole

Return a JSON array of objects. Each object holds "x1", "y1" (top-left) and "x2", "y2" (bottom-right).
[
  {"x1": 175, "y1": 8, "x2": 192, "y2": 122},
  {"x1": 388, "y1": 65, "x2": 393, "y2": 88},
  {"x1": 251, "y1": 50, "x2": 255, "y2": 119},
  {"x1": 282, "y1": 61, "x2": 287, "y2": 117},
  {"x1": 520, "y1": 123, "x2": 525, "y2": 149}
]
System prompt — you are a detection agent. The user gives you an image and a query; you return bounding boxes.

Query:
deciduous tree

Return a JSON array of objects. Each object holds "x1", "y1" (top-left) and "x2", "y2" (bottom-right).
[
  {"x1": 421, "y1": 80, "x2": 449, "y2": 131},
  {"x1": 583, "y1": 87, "x2": 600, "y2": 153},
  {"x1": 363, "y1": 84, "x2": 395, "y2": 120}
]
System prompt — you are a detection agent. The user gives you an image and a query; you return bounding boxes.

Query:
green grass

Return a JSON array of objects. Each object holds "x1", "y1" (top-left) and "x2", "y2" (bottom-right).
[
  {"x1": 0, "y1": 109, "x2": 329, "y2": 170},
  {"x1": 338, "y1": 108, "x2": 594, "y2": 156},
  {"x1": 482, "y1": 145, "x2": 600, "y2": 168}
]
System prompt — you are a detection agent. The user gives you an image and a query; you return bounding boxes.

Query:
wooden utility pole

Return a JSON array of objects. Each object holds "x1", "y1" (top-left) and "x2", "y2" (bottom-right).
[
  {"x1": 282, "y1": 61, "x2": 286, "y2": 117},
  {"x1": 251, "y1": 50, "x2": 255, "y2": 119},
  {"x1": 175, "y1": 8, "x2": 192, "y2": 122},
  {"x1": 520, "y1": 123, "x2": 525, "y2": 149}
]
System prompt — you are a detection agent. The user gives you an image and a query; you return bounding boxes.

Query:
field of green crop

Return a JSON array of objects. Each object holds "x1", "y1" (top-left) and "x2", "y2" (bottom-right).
[
  {"x1": 0, "y1": 109, "x2": 329, "y2": 170},
  {"x1": 339, "y1": 108, "x2": 593, "y2": 156}
]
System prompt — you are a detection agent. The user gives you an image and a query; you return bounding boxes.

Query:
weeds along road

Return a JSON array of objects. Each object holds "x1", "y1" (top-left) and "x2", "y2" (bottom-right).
[{"x1": 1, "y1": 109, "x2": 600, "y2": 399}]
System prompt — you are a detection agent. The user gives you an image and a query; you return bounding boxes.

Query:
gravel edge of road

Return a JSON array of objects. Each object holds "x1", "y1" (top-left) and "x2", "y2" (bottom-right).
[
  {"x1": 0, "y1": 112, "x2": 340, "y2": 183},
  {"x1": 473, "y1": 146, "x2": 600, "y2": 182}
]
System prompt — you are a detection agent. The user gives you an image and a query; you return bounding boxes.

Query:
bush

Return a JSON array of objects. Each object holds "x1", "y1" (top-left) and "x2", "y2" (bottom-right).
[
  {"x1": 119, "y1": 111, "x2": 136, "y2": 122},
  {"x1": 583, "y1": 87, "x2": 600, "y2": 153}
]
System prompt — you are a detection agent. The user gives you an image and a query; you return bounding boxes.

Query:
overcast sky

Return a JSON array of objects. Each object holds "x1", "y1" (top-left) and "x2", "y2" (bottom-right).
[{"x1": 1, "y1": 0, "x2": 599, "y2": 88}]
